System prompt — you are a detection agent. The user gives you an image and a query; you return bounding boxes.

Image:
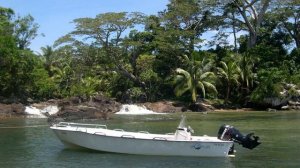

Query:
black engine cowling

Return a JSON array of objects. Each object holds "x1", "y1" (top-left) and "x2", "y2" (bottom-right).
[{"x1": 218, "y1": 125, "x2": 261, "y2": 150}]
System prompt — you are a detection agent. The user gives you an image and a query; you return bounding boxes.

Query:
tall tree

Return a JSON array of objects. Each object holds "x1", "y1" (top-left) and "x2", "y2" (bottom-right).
[
  {"x1": 220, "y1": 3, "x2": 242, "y2": 51},
  {"x1": 14, "y1": 15, "x2": 39, "y2": 50},
  {"x1": 219, "y1": 0, "x2": 271, "y2": 49},
  {"x1": 276, "y1": 0, "x2": 300, "y2": 48},
  {"x1": 161, "y1": 0, "x2": 212, "y2": 56},
  {"x1": 152, "y1": 0, "x2": 216, "y2": 78},
  {"x1": 55, "y1": 12, "x2": 147, "y2": 88},
  {"x1": 0, "y1": 7, "x2": 14, "y2": 36}
]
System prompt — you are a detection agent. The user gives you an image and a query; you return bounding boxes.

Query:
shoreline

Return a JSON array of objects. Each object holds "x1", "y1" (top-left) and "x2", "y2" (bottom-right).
[
  {"x1": 1, "y1": 108, "x2": 299, "y2": 120},
  {"x1": 1, "y1": 95, "x2": 299, "y2": 120},
  {"x1": 212, "y1": 108, "x2": 263, "y2": 113}
]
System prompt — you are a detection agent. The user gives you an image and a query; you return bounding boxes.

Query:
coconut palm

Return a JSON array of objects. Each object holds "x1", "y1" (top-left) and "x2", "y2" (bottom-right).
[
  {"x1": 39, "y1": 46, "x2": 56, "y2": 76},
  {"x1": 239, "y1": 53, "x2": 255, "y2": 95},
  {"x1": 217, "y1": 60, "x2": 241, "y2": 103},
  {"x1": 51, "y1": 61, "x2": 74, "y2": 97},
  {"x1": 172, "y1": 55, "x2": 217, "y2": 103}
]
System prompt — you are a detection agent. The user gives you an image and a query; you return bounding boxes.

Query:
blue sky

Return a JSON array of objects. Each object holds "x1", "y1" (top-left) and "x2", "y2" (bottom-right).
[{"x1": 0, "y1": 0, "x2": 169, "y2": 53}]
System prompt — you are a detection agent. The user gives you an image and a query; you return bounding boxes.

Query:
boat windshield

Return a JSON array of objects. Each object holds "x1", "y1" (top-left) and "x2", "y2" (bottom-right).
[{"x1": 178, "y1": 115, "x2": 187, "y2": 129}]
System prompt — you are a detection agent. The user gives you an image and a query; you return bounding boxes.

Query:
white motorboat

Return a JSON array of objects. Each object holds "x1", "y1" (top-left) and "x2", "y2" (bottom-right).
[{"x1": 50, "y1": 116, "x2": 260, "y2": 157}]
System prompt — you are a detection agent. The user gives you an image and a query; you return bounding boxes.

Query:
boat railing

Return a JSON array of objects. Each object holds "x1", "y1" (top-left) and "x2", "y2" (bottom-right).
[
  {"x1": 153, "y1": 137, "x2": 167, "y2": 141},
  {"x1": 94, "y1": 132, "x2": 106, "y2": 135},
  {"x1": 76, "y1": 127, "x2": 87, "y2": 132},
  {"x1": 121, "y1": 135, "x2": 135, "y2": 138},
  {"x1": 138, "y1": 131, "x2": 149, "y2": 134},
  {"x1": 113, "y1": 129, "x2": 124, "y2": 132},
  {"x1": 56, "y1": 122, "x2": 107, "y2": 129},
  {"x1": 165, "y1": 133, "x2": 175, "y2": 135}
]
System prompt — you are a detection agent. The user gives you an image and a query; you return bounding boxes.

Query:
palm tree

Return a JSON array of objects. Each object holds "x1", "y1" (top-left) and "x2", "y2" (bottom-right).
[
  {"x1": 217, "y1": 60, "x2": 241, "y2": 103},
  {"x1": 51, "y1": 61, "x2": 74, "y2": 97},
  {"x1": 40, "y1": 45, "x2": 54, "y2": 76},
  {"x1": 239, "y1": 53, "x2": 255, "y2": 95},
  {"x1": 172, "y1": 55, "x2": 217, "y2": 103}
]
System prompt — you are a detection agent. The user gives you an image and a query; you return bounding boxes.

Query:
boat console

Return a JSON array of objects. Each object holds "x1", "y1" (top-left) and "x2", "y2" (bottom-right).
[{"x1": 217, "y1": 124, "x2": 261, "y2": 149}]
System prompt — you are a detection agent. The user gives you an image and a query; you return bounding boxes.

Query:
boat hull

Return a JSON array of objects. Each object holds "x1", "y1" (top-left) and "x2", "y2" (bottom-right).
[{"x1": 52, "y1": 128, "x2": 233, "y2": 157}]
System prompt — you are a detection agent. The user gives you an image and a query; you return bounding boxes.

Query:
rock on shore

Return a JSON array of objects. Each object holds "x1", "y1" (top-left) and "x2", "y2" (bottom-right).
[
  {"x1": 0, "y1": 103, "x2": 25, "y2": 118},
  {"x1": 281, "y1": 101, "x2": 300, "y2": 110},
  {"x1": 141, "y1": 101, "x2": 187, "y2": 113},
  {"x1": 0, "y1": 97, "x2": 217, "y2": 120},
  {"x1": 48, "y1": 94, "x2": 122, "y2": 122},
  {"x1": 141, "y1": 101, "x2": 214, "y2": 113},
  {"x1": 0, "y1": 94, "x2": 122, "y2": 121}
]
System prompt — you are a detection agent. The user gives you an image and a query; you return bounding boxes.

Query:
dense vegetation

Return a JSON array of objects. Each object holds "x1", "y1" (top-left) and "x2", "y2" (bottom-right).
[{"x1": 1, "y1": 0, "x2": 300, "y2": 108}]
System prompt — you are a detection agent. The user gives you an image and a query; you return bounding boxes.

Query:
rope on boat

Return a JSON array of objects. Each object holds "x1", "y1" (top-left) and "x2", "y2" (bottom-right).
[{"x1": 0, "y1": 125, "x2": 49, "y2": 129}]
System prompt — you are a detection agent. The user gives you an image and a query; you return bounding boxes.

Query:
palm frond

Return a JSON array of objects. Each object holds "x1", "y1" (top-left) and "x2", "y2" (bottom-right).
[
  {"x1": 174, "y1": 82, "x2": 190, "y2": 97},
  {"x1": 173, "y1": 75, "x2": 185, "y2": 85},
  {"x1": 181, "y1": 55, "x2": 190, "y2": 64},
  {"x1": 197, "y1": 81, "x2": 205, "y2": 98},
  {"x1": 176, "y1": 68, "x2": 190, "y2": 78},
  {"x1": 220, "y1": 61, "x2": 228, "y2": 71},
  {"x1": 203, "y1": 81, "x2": 218, "y2": 94},
  {"x1": 200, "y1": 72, "x2": 215, "y2": 80}
]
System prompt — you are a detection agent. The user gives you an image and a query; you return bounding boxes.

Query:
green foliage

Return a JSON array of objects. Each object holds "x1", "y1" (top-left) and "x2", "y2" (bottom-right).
[
  {"x1": 51, "y1": 61, "x2": 74, "y2": 97},
  {"x1": 126, "y1": 87, "x2": 145, "y2": 103},
  {"x1": 70, "y1": 76, "x2": 101, "y2": 98},
  {"x1": 29, "y1": 66, "x2": 56, "y2": 99},
  {"x1": 290, "y1": 48, "x2": 300, "y2": 66},
  {"x1": 216, "y1": 59, "x2": 241, "y2": 102},
  {"x1": 275, "y1": 0, "x2": 300, "y2": 48},
  {"x1": 0, "y1": 7, "x2": 14, "y2": 36},
  {"x1": 0, "y1": 35, "x2": 19, "y2": 96},
  {"x1": 135, "y1": 54, "x2": 161, "y2": 101},
  {"x1": 14, "y1": 15, "x2": 39, "y2": 49},
  {"x1": 1, "y1": 3, "x2": 300, "y2": 107},
  {"x1": 171, "y1": 54, "x2": 217, "y2": 103},
  {"x1": 110, "y1": 74, "x2": 135, "y2": 99},
  {"x1": 250, "y1": 68, "x2": 286, "y2": 102},
  {"x1": 247, "y1": 44, "x2": 286, "y2": 69},
  {"x1": 152, "y1": 0, "x2": 214, "y2": 79}
]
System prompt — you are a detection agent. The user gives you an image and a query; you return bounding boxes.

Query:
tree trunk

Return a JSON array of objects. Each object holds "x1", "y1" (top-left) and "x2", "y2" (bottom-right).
[
  {"x1": 234, "y1": 0, "x2": 270, "y2": 49},
  {"x1": 248, "y1": 32, "x2": 257, "y2": 49},
  {"x1": 116, "y1": 65, "x2": 146, "y2": 89},
  {"x1": 225, "y1": 83, "x2": 230, "y2": 103},
  {"x1": 296, "y1": 38, "x2": 300, "y2": 48},
  {"x1": 189, "y1": 36, "x2": 195, "y2": 58},
  {"x1": 232, "y1": 12, "x2": 238, "y2": 52},
  {"x1": 130, "y1": 48, "x2": 140, "y2": 77},
  {"x1": 191, "y1": 82, "x2": 197, "y2": 103}
]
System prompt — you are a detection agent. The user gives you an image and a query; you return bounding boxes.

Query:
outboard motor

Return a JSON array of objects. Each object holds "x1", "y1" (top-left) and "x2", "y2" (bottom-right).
[{"x1": 218, "y1": 125, "x2": 261, "y2": 150}]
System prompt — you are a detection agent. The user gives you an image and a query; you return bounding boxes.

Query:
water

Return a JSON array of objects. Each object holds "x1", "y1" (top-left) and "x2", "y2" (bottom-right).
[{"x1": 0, "y1": 111, "x2": 300, "y2": 168}]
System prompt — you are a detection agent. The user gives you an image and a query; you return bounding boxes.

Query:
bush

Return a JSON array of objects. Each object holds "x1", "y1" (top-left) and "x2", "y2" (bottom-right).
[{"x1": 250, "y1": 68, "x2": 285, "y2": 102}]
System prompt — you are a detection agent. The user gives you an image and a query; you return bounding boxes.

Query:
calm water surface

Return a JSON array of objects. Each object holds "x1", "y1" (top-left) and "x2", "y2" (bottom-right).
[{"x1": 0, "y1": 111, "x2": 300, "y2": 168}]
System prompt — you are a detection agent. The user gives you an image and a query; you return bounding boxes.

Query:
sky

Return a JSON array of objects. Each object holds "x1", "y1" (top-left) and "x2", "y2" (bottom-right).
[{"x1": 0, "y1": 0, "x2": 169, "y2": 53}]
